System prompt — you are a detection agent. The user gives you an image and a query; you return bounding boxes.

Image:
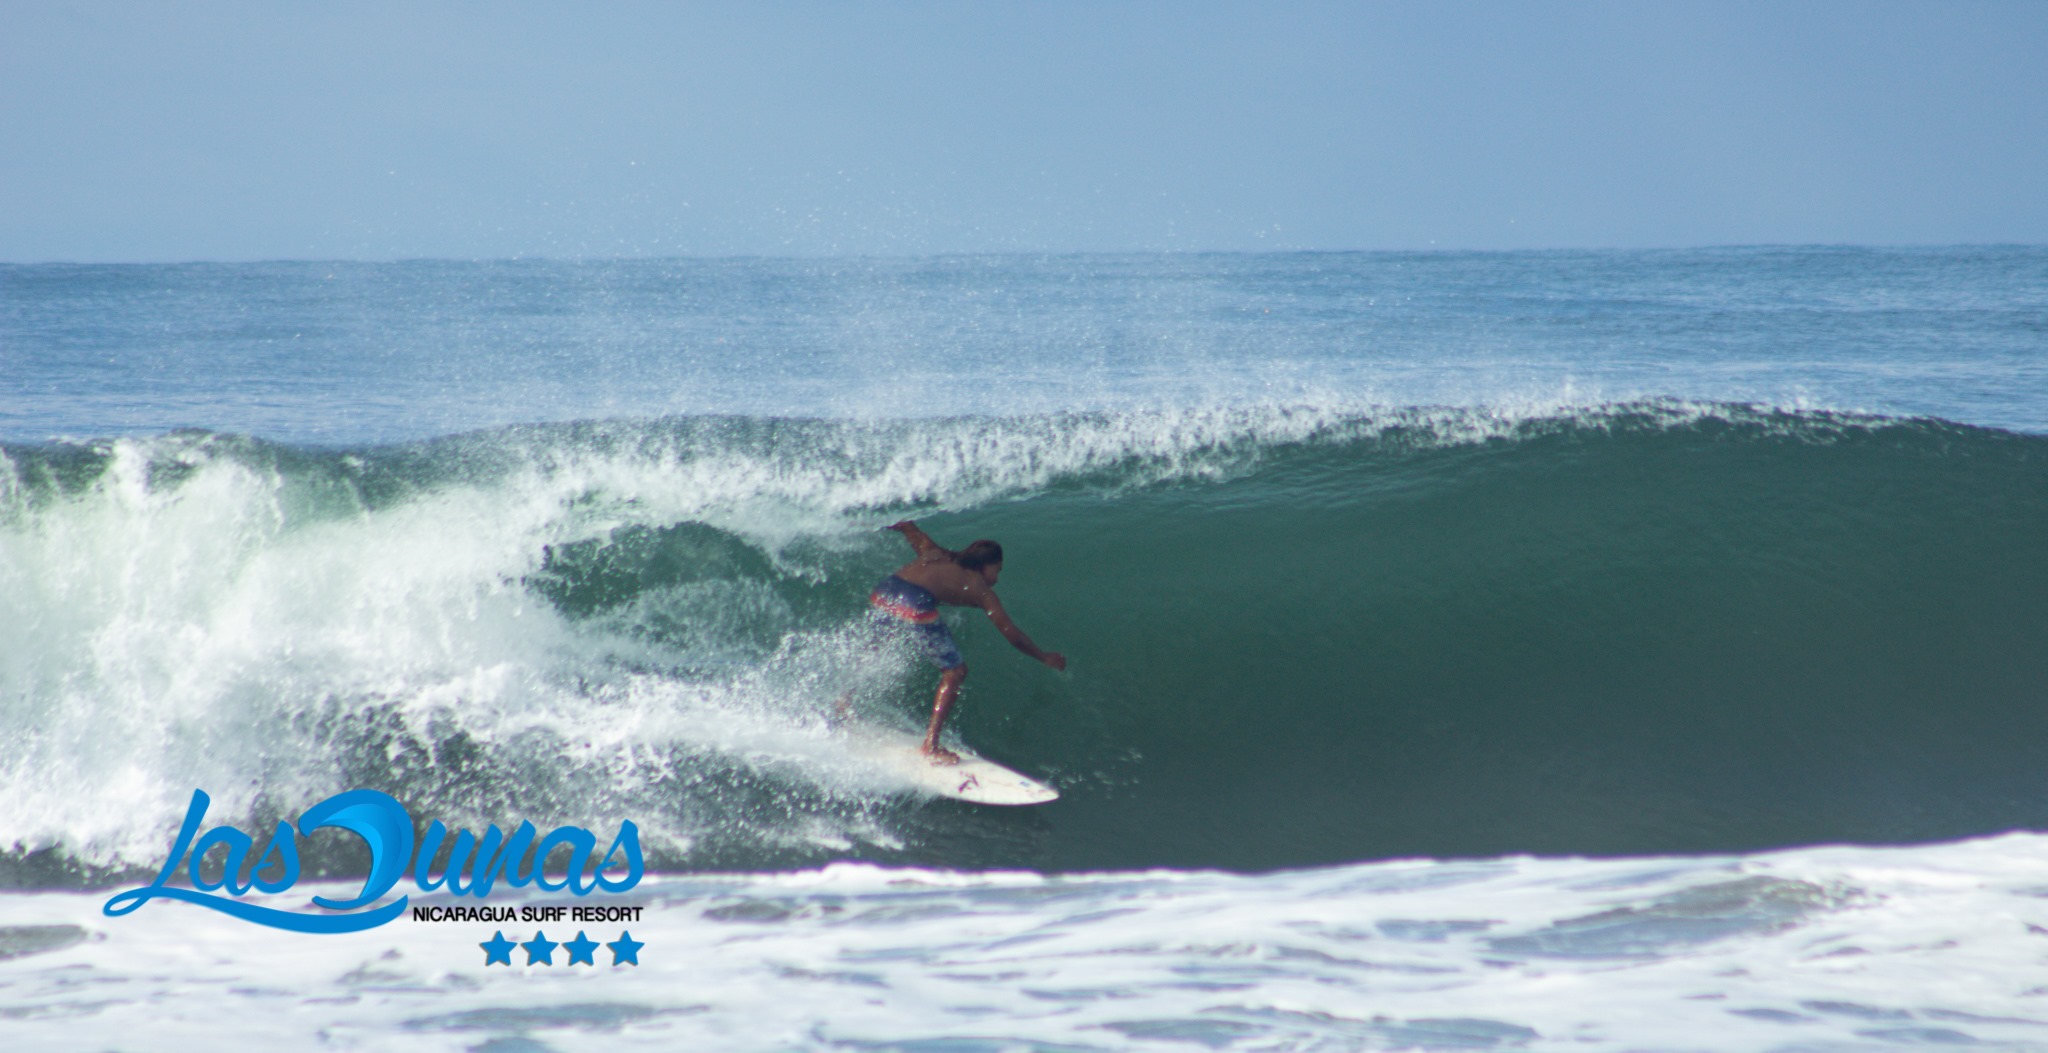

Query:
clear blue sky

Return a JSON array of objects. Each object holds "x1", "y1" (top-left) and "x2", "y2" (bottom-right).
[{"x1": 3, "y1": 1, "x2": 2044, "y2": 261}]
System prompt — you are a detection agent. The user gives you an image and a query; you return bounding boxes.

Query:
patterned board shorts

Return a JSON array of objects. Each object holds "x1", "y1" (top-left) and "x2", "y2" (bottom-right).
[{"x1": 868, "y1": 575, "x2": 965, "y2": 669}]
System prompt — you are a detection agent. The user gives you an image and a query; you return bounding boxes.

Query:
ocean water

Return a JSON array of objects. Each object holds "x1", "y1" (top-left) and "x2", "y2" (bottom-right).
[{"x1": 2, "y1": 247, "x2": 2046, "y2": 1050}]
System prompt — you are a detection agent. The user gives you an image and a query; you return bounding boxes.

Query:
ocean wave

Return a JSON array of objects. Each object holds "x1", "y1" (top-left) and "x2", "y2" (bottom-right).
[{"x1": 2, "y1": 403, "x2": 2042, "y2": 884}]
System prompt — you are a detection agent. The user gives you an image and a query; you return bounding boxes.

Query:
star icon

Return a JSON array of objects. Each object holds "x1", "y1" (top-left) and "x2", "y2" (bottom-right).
[
  {"x1": 521, "y1": 930, "x2": 559, "y2": 966},
  {"x1": 607, "y1": 930, "x2": 644, "y2": 966},
  {"x1": 480, "y1": 930, "x2": 515, "y2": 966},
  {"x1": 563, "y1": 930, "x2": 600, "y2": 967}
]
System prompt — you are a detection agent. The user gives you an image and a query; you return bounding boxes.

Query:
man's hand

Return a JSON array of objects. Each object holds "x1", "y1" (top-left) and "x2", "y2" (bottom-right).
[
  {"x1": 1042, "y1": 652, "x2": 1068, "y2": 672},
  {"x1": 885, "y1": 520, "x2": 915, "y2": 533}
]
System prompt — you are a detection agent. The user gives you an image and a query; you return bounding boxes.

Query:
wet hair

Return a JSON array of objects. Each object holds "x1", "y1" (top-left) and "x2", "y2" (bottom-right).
[{"x1": 956, "y1": 540, "x2": 1004, "y2": 571}]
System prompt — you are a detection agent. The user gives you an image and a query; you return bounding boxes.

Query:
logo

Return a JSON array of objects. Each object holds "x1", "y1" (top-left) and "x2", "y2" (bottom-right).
[{"x1": 103, "y1": 789, "x2": 643, "y2": 934}]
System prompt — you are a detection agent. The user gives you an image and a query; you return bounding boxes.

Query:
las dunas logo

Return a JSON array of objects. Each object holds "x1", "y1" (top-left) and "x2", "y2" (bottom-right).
[{"x1": 104, "y1": 789, "x2": 643, "y2": 933}]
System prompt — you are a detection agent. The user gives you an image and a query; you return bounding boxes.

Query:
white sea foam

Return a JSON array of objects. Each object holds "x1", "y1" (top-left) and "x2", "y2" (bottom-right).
[{"x1": 4, "y1": 834, "x2": 2046, "y2": 1050}]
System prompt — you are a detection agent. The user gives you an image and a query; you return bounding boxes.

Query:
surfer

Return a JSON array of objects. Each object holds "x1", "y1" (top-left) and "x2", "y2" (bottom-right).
[{"x1": 864, "y1": 520, "x2": 1066, "y2": 764}]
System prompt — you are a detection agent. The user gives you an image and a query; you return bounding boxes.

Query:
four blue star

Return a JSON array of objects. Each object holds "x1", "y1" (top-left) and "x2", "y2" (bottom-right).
[
  {"x1": 521, "y1": 930, "x2": 558, "y2": 966},
  {"x1": 479, "y1": 927, "x2": 643, "y2": 966},
  {"x1": 480, "y1": 930, "x2": 516, "y2": 966}
]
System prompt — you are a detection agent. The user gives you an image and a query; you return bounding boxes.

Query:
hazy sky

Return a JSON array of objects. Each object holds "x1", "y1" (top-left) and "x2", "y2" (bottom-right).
[{"x1": 4, "y1": 1, "x2": 2045, "y2": 261}]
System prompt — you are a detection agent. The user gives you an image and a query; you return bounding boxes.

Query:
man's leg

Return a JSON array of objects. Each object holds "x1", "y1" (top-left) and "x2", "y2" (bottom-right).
[{"x1": 921, "y1": 664, "x2": 968, "y2": 764}]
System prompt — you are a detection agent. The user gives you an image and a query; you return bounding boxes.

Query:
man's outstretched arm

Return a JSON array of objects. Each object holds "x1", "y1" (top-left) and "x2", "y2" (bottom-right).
[
  {"x1": 886, "y1": 520, "x2": 948, "y2": 561},
  {"x1": 981, "y1": 593, "x2": 1068, "y2": 671}
]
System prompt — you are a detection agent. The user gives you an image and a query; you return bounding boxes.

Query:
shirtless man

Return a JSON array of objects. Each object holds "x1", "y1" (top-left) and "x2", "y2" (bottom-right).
[{"x1": 866, "y1": 520, "x2": 1066, "y2": 764}]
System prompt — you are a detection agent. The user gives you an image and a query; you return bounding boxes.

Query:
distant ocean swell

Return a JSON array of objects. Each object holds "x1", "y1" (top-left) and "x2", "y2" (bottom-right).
[{"x1": 2, "y1": 401, "x2": 2044, "y2": 887}]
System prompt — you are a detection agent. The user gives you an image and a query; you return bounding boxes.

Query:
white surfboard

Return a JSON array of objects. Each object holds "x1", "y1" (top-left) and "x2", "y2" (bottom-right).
[{"x1": 839, "y1": 724, "x2": 1059, "y2": 806}]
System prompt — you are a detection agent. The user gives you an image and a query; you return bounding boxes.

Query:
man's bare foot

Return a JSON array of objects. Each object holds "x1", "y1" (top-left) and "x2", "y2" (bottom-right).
[{"x1": 922, "y1": 744, "x2": 962, "y2": 766}]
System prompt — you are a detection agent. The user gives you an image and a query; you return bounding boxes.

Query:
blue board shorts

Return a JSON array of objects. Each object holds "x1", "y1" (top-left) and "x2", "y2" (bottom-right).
[{"x1": 869, "y1": 575, "x2": 965, "y2": 670}]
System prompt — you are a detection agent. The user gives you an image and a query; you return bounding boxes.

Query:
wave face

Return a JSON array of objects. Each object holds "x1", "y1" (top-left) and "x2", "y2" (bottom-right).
[{"x1": 3, "y1": 403, "x2": 2045, "y2": 884}]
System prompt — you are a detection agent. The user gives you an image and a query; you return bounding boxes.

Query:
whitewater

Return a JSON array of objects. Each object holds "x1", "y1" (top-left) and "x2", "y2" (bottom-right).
[{"x1": 2, "y1": 248, "x2": 2045, "y2": 1050}]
